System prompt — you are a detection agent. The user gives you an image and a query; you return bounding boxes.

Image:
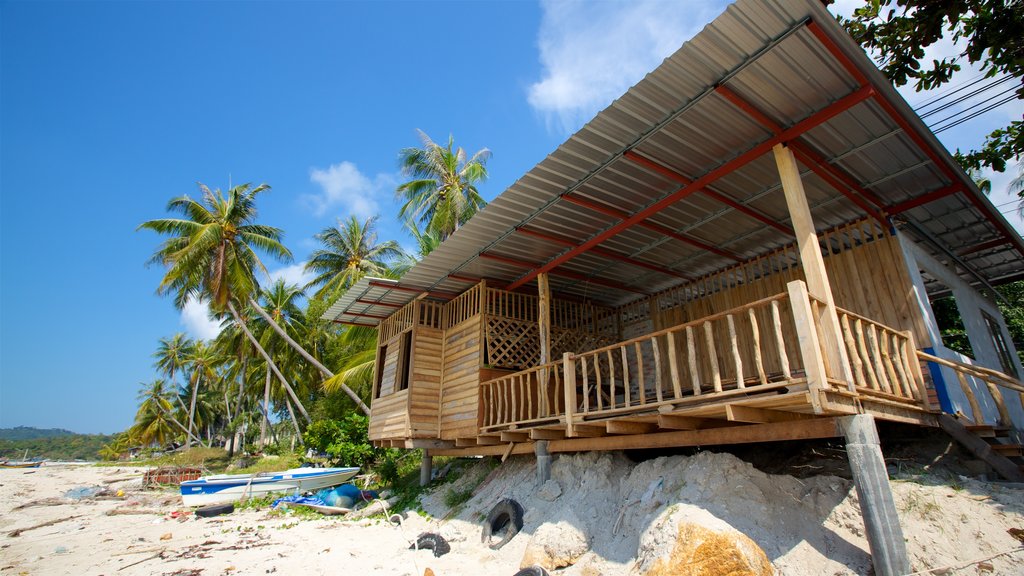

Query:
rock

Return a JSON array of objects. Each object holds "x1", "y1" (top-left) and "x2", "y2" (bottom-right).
[
  {"x1": 537, "y1": 480, "x2": 562, "y2": 502},
  {"x1": 520, "y1": 510, "x2": 589, "y2": 571},
  {"x1": 437, "y1": 523, "x2": 465, "y2": 543},
  {"x1": 634, "y1": 505, "x2": 773, "y2": 576}
]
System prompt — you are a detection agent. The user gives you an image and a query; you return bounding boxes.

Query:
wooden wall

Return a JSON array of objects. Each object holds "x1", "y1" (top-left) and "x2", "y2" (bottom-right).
[
  {"x1": 439, "y1": 316, "x2": 483, "y2": 440},
  {"x1": 409, "y1": 326, "x2": 442, "y2": 438},
  {"x1": 368, "y1": 389, "x2": 408, "y2": 441}
]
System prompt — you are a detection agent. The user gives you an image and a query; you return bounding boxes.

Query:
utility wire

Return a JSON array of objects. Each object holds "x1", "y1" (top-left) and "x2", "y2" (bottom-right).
[
  {"x1": 914, "y1": 73, "x2": 989, "y2": 111},
  {"x1": 933, "y1": 94, "x2": 1019, "y2": 134},
  {"x1": 919, "y1": 76, "x2": 1015, "y2": 119}
]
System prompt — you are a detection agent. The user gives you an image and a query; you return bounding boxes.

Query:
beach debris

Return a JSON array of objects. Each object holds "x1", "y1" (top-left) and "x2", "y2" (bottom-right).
[
  {"x1": 519, "y1": 509, "x2": 589, "y2": 571},
  {"x1": 160, "y1": 532, "x2": 173, "y2": 541},
  {"x1": 410, "y1": 532, "x2": 450, "y2": 558},
  {"x1": 481, "y1": 498, "x2": 524, "y2": 550},
  {"x1": 105, "y1": 507, "x2": 163, "y2": 516},
  {"x1": 143, "y1": 467, "x2": 201, "y2": 488},
  {"x1": 1009, "y1": 527, "x2": 1024, "y2": 543},
  {"x1": 64, "y1": 486, "x2": 108, "y2": 500},
  {"x1": 163, "y1": 570, "x2": 202, "y2": 576},
  {"x1": 54, "y1": 546, "x2": 68, "y2": 554},
  {"x1": 7, "y1": 514, "x2": 83, "y2": 537},
  {"x1": 423, "y1": 569, "x2": 435, "y2": 576},
  {"x1": 12, "y1": 497, "x2": 65, "y2": 510},
  {"x1": 536, "y1": 480, "x2": 561, "y2": 502},
  {"x1": 117, "y1": 549, "x2": 165, "y2": 571},
  {"x1": 195, "y1": 503, "x2": 234, "y2": 518}
]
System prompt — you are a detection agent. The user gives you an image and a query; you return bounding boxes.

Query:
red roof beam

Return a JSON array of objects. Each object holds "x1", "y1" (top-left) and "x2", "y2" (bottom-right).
[
  {"x1": 355, "y1": 298, "x2": 403, "y2": 309},
  {"x1": 341, "y1": 311, "x2": 389, "y2": 320},
  {"x1": 560, "y1": 195, "x2": 742, "y2": 261},
  {"x1": 367, "y1": 280, "x2": 457, "y2": 300},
  {"x1": 959, "y1": 236, "x2": 1012, "y2": 257},
  {"x1": 622, "y1": 150, "x2": 793, "y2": 235},
  {"x1": 505, "y1": 84, "x2": 875, "y2": 292},
  {"x1": 886, "y1": 184, "x2": 963, "y2": 214},
  {"x1": 714, "y1": 84, "x2": 887, "y2": 224},
  {"x1": 479, "y1": 252, "x2": 650, "y2": 295},
  {"x1": 515, "y1": 226, "x2": 691, "y2": 280}
]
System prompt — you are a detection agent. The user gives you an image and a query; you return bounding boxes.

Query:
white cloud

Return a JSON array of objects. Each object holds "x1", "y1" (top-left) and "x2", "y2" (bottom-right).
[
  {"x1": 180, "y1": 296, "x2": 222, "y2": 341},
  {"x1": 269, "y1": 262, "x2": 314, "y2": 288},
  {"x1": 527, "y1": 0, "x2": 725, "y2": 133},
  {"x1": 303, "y1": 161, "x2": 395, "y2": 218}
]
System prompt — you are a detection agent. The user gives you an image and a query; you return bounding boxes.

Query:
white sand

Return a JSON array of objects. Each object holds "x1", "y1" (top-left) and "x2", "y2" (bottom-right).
[{"x1": 2, "y1": 454, "x2": 1023, "y2": 575}]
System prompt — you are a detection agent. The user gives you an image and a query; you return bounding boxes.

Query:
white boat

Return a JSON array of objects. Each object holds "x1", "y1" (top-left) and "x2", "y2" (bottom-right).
[{"x1": 179, "y1": 466, "x2": 359, "y2": 507}]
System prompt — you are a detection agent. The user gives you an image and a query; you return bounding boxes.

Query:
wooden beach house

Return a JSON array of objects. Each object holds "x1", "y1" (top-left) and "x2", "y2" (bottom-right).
[{"x1": 323, "y1": 0, "x2": 1024, "y2": 463}]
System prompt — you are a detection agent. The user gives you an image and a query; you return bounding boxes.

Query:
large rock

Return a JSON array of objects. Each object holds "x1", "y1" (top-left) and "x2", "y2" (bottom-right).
[
  {"x1": 635, "y1": 505, "x2": 773, "y2": 576},
  {"x1": 520, "y1": 509, "x2": 590, "y2": 570}
]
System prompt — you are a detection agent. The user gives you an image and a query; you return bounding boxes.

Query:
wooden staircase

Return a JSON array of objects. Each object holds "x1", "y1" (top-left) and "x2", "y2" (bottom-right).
[{"x1": 938, "y1": 415, "x2": 1024, "y2": 482}]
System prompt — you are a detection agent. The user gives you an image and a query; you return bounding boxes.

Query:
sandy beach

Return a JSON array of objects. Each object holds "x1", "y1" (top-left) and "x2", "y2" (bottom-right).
[{"x1": 3, "y1": 452, "x2": 1024, "y2": 575}]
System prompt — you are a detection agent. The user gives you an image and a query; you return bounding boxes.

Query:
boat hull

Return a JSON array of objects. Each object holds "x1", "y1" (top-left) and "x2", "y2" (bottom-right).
[
  {"x1": 179, "y1": 467, "x2": 358, "y2": 507},
  {"x1": 1, "y1": 461, "x2": 42, "y2": 469}
]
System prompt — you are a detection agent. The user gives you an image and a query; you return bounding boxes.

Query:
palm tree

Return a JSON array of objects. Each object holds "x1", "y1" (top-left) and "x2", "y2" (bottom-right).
[
  {"x1": 185, "y1": 341, "x2": 220, "y2": 447},
  {"x1": 397, "y1": 130, "x2": 490, "y2": 239},
  {"x1": 154, "y1": 333, "x2": 194, "y2": 390},
  {"x1": 131, "y1": 379, "x2": 178, "y2": 447},
  {"x1": 1008, "y1": 161, "x2": 1024, "y2": 216},
  {"x1": 304, "y1": 215, "x2": 402, "y2": 299},
  {"x1": 969, "y1": 168, "x2": 992, "y2": 195},
  {"x1": 139, "y1": 182, "x2": 315, "y2": 422}
]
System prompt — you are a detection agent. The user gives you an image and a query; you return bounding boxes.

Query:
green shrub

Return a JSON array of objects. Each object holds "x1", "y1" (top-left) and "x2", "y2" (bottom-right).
[{"x1": 302, "y1": 414, "x2": 383, "y2": 470}]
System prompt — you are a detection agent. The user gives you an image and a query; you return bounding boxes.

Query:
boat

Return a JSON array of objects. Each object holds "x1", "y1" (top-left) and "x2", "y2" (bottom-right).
[
  {"x1": 179, "y1": 466, "x2": 359, "y2": 507},
  {"x1": 1, "y1": 461, "x2": 42, "y2": 469}
]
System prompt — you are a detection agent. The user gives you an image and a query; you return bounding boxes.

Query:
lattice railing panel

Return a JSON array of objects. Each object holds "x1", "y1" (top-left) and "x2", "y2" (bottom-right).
[{"x1": 486, "y1": 317, "x2": 540, "y2": 369}]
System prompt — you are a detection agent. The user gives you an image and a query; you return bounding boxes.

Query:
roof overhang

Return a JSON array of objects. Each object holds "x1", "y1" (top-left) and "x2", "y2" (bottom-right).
[{"x1": 323, "y1": 0, "x2": 1023, "y2": 325}]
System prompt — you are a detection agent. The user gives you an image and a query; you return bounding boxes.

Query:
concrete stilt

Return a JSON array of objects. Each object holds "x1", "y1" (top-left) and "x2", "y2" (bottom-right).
[
  {"x1": 535, "y1": 441, "x2": 551, "y2": 485},
  {"x1": 840, "y1": 414, "x2": 910, "y2": 576},
  {"x1": 420, "y1": 450, "x2": 433, "y2": 487}
]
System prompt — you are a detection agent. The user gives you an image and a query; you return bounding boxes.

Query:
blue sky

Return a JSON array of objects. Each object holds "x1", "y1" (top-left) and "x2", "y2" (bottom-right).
[{"x1": 2, "y1": 0, "x2": 1021, "y2": 434}]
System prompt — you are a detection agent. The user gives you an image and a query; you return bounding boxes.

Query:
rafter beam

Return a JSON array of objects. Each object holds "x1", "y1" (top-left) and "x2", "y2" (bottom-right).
[
  {"x1": 622, "y1": 150, "x2": 793, "y2": 235},
  {"x1": 505, "y1": 84, "x2": 875, "y2": 292},
  {"x1": 560, "y1": 195, "x2": 742, "y2": 261},
  {"x1": 480, "y1": 252, "x2": 650, "y2": 295},
  {"x1": 356, "y1": 299, "x2": 403, "y2": 308},
  {"x1": 714, "y1": 84, "x2": 888, "y2": 225},
  {"x1": 515, "y1": 226, "x2": 690, "y2": 281}
]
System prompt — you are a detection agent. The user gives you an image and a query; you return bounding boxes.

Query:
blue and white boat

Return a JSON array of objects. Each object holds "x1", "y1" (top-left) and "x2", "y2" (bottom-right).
[{"x1": 180, "y1": 467, "x2": 359, "y2": 507}]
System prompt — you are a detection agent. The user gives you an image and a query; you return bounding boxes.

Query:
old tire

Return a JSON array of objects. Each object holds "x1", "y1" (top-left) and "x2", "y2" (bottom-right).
[
  {"x1": 513, "y1": 567, "x2": 550, "y2": 576},
  {"x1": 195, "y1": 503, "x2": 234, "y2": 518},
  {"x1": 481, "y1": 498, "x2": 524, "y2": 550},
  {"x1": 409, "y1": 532, "x2": 450, "y2": 557}
]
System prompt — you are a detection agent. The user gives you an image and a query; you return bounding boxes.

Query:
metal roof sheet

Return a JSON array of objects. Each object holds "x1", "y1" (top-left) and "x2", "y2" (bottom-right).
[{"x1": 324, "y1": 0, "x2": 1023, "y2": 325}]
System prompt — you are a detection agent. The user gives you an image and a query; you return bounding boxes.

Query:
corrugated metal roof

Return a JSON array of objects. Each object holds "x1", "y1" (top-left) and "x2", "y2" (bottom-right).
[{"x1": 324, "y1": 0, "x2": 1023, "y2": 325}]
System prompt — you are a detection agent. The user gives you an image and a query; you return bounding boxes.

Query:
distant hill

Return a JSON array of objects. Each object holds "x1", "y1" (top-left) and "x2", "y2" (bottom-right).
[
  {"x1": 0, "y1": 428, "x2": 113, "y2": 461},
  {"x1": 0, "y1": 426, "x2": 77, "y2": 441}
]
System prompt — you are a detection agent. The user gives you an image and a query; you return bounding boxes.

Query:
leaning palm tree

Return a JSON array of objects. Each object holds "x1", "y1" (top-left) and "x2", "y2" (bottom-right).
[
  {"x1": 138, "y1": 182, "x2": 315, "y2": 421},
  {"x1": 304, "y1": 215, "x2": 403, "y2": 299},
  {"x1": 1008, "y1": 161, "x2": 1024, "y2": 217},
  {"x1": 397, "y1": 130, "x2": 490, "y2": 240}
]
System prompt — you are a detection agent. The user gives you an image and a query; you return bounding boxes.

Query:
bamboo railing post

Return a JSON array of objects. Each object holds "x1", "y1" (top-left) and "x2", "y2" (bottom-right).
[
  {"x1": 635, "y1": 342, "x2": 646, "y2": 405},
  {"x1": 956, "y1": 371, "x2": 985, "y2": 425},
  {"x1": 563, "y1": 352, "x2": 577, "y2": 438},
  {"x1": 771, "y1": 300, "x2": 791, "y2": 379},
  {"x1": 703, "y1": 320, "x2": 722, "y2": 393},
  {"x1": 866, "y1": 325, "x2": 893, "y2": 395},
  {"x1": 787, "y1": 280, "x2": 826, "y2": 413},
  {"x1": 902, "y1": 331, "x2": 930, "y2": 410},
  {"x1": 621, "y1": 346, "x2": 631, "y2": 406},
  {"x1": 727, "y1": 314, "x2": 744, "y2": 389},
  {"x1": 581, "y1": 355, "x2": 591, "y2": 413},
  {"x1": 538, "y1": 273, "x2": 551, "y2": 416},
  {"x1": 840, "y1": 314, "x2": 866, "y2": 388},
  {"x1": 652, "y1": 337, "x2": 665, "y2": 402},
  {"x1": 667, "y1": 330, "x2": 684, "y2": 399},
  {"x1": 749, "y1": 308, "x2": 768, "y2": 386}
]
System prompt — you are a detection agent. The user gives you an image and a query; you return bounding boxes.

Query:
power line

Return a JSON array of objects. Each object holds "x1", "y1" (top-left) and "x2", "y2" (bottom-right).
[
  {"x1": 919, "y1": 76, "x2": 1015, "y2": 119},
  {"x1": 931, "y1": 93, "x2": 1020, "y2": 134},
  {"x1": 914, "y1": 73, "x2": 989, "y2": 111}
]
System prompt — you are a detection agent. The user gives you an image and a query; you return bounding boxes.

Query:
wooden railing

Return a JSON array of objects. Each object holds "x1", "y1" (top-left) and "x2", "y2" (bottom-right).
[
  {"x1": 917, "y1": 351, "x2": 1024, "y2": 426},
  {"x1": 479, "y1": 361, "x2": 565, "y2": 429},
  {"x1": 479, "y1": 292, "x2": 804, "y2": 431},
  {"x1": 833, "y1": 307, "x2": 927, "y2": 405}
]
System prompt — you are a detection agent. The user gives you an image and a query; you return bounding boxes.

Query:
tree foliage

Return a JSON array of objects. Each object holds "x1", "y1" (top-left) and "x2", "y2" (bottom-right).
[{"x1": 841, "y1": 0, "x2": 1023, "y2": 172}]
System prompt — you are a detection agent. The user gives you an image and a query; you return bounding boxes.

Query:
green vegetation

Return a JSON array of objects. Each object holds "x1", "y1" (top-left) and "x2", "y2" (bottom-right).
[{"x1": 0, "y1": 430, "x2": 113, "y2": 461}]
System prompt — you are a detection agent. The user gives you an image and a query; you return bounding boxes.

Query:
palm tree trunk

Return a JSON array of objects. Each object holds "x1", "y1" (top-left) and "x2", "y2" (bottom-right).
[
  {"x1": 227, "y1": 301, "x2": 311, "y2": 422},
  {"x1": 260, "y1": 368, "x2": 271, "y2": 446},
  {"x1": 187, "y1": 375, "x2": 200, "y2": 448},
  {"x1": 248, "y1": 297, "x2": 370, "y2": 415},
  {"x1": 284, "y1": 397, "x2": 302, "y2": 443},
  {"x1": 157, "y1": 403, "x2": 204, "y2": 445}
]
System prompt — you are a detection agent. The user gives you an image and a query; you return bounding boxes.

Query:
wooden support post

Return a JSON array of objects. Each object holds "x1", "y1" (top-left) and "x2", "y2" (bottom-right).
[
  {"x1": 420, "y1": 450, "x2": 432, "y2": 487},
  {"x1": 563, "y1": 352, "x2": 577, "y2": 438},
  {"x1": 774, "y1": 143, "x2": 854, "y2": 390},
  {"x1": 788, "y1": 280, "x2": 827, "y2": 413},
  {"x1": 538, "y1": 273, "x2": 551, "y2": 416},
  {"x1": 839, "y1": 415, "x2": 911, "y2": 576}
]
